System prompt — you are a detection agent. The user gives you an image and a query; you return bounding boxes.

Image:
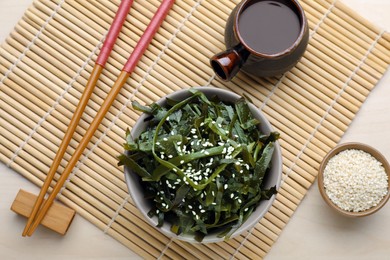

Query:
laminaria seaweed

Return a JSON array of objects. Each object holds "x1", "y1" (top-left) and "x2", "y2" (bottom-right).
[{"x1": 118, "y1": 89, "x2": 279, "y2": 242}]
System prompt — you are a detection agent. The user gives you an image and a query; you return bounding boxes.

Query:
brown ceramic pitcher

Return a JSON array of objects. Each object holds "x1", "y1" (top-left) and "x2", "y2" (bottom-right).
[{"x1": 210, "y1": 0, "x2": 309, "y2": 81}]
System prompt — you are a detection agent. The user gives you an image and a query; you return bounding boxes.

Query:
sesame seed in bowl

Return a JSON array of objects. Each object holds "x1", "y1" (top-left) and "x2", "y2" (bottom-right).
[{"x1": 318, "y1": 142, "x2": 390, "y2": 217}]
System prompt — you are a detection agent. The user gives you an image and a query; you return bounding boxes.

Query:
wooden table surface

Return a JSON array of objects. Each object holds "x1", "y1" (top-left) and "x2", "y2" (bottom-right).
[{"x1": 1, "y1": 1, "x2": 389, "y2": 259}]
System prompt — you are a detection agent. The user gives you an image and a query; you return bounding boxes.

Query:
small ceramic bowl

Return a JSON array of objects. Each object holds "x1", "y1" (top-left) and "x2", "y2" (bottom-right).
[
  {"x1": 124, "y1": 87, "x2": 282, "y2": 243},
  {"x1": 318, "y1": 142, "x2": 390, "y2": 217}
]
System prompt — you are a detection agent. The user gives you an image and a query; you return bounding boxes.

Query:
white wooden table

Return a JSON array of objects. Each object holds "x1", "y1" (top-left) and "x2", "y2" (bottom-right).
[{"x1": 1, "y1": 1, "x2": 389, "y2": 259}]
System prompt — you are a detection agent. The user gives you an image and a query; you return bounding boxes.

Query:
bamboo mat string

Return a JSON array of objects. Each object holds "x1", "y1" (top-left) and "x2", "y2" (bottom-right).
[
  {"x1": 0, "y1": 0, "x2": 64, "y2": 84},
  {"x1": 6, "y1": 38, "x2": 104, "y2": 168},
  {"x1": 280, "y1": 28, "x2": 386, "y2": 188},
  {"x1": 2, "y1": 0, "x2": 69, "y2": 167},
  {"x1": 103, "y1": 194, "x2": 131, "y2": 234},
  {"x1": 157, "y1": 238, "x2": 175, "y2": 260},
  {"x1": 309, "y1": 0, "x2": 336, "y2": 38}
]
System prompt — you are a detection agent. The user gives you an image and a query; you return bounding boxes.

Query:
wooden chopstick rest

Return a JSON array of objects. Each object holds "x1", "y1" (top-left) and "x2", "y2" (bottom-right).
[{"x1": 11, "y1": 189, "x2": 75, "y2": 235}]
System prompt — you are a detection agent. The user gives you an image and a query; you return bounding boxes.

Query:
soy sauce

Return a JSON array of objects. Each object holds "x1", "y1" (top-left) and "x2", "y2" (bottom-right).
[{"x1": 238, "y1": 0, "x2": 301, "y2": 55}]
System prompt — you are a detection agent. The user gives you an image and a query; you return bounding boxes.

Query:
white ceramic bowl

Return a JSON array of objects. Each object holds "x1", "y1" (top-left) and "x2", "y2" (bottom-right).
[{"x1": 124, "y1": 87, "x2": 282, "y2": 243}]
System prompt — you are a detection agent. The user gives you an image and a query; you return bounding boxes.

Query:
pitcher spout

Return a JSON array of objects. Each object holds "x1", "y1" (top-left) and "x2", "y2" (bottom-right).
[{"x1": 210, "y1": 45, "x2": 249, "y2": 81}]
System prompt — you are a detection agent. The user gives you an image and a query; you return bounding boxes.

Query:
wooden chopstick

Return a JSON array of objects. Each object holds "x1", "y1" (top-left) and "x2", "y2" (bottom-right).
[
  {"x1": 26, "y1": 0, "x2": 175, "y2": 236},
  {"x1": 22, "y1": 0, "x2": 134, "y2": 236}
]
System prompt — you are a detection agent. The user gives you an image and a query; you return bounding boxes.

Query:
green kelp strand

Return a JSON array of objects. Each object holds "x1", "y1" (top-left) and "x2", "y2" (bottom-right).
[
  {"x1": 151, "y1": 146, "x2": 224, "y2": 181},
  {"x1": 254, "y1": 142, "x2": 274, "y2": 181},
  {"x1": 151, "y1": 91, "x2": 202, "y2": 179}
]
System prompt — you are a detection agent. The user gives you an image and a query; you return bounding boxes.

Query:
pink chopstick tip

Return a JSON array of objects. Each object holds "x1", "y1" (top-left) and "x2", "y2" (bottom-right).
[
  {"x1": 122, "y1": 0, "x2": 175, "y2": 73},
  {"x1": 96, "y1": 0, "x2": 133, "y2": 67}
]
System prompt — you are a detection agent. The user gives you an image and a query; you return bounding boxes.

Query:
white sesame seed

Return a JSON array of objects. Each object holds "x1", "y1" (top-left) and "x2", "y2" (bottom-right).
[
  {"x1": 188, "y1": 205, "x2": 193, "y2": 209},
  {"x1": 180, "y1": 160, "x2": 185, "y2": 164},
  {"x1": 323, "y1": 149, "x2": 388, "y2": 212},
  {"x1": 163, "y1": 138, "x2": 168, "y2": 141},
  {"x1": 177, "y1": 141, "x2": 182, "y2": 145},
  {"x1": 168, "y1": 155, "x2": 173, "y2": 158},
  {"x1": 224, "y1": 184, "x2": 228, "y2": 189},
  {"x1": 205, "y1": 151, "x2": 210, "y2": 155}
]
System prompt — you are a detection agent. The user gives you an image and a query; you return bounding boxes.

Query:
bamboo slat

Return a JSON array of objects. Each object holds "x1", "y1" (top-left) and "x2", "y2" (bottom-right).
[{"x1": 1, "y1": 0, "x2": 389, "y2": 259}]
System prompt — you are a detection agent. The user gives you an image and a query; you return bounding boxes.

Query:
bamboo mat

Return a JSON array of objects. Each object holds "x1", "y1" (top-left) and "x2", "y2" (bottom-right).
[{"x1": 1, "y1": 0, "x2": 390, "y2": 259}]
